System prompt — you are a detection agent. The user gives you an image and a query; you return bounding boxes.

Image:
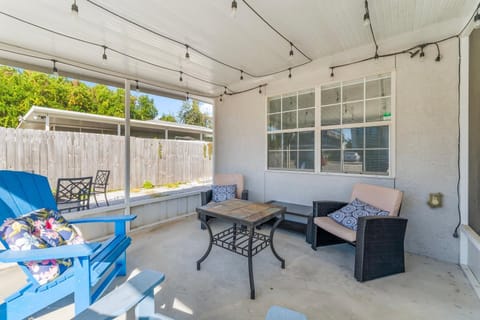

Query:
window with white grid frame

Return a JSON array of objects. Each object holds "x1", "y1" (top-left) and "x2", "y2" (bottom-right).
[
  {"x1": 320, "y1": 74, "x2": 392, "y2": 175},
  {"x1": 267, "y1": 90, "x2": 315, "y2": 171}
]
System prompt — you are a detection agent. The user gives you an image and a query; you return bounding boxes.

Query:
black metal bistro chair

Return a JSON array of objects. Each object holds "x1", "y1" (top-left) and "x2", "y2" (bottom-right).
[
  {"x1": 92, "y1": 170, "x2": 110, "y2": 207},
  {"x1": 55, "y1": 176, "x2": 93, "y2": 213}
]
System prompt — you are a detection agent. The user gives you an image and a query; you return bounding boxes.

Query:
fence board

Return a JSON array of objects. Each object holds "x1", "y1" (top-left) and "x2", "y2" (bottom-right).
[{"x1": 0, "y1": 127, "x2": 212, "y2": 190}]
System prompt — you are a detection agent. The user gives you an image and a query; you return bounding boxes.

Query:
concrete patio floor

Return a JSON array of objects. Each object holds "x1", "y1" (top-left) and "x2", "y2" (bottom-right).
[{"x1": 1, "y1": 214, "x2": 479, "y2": 320}]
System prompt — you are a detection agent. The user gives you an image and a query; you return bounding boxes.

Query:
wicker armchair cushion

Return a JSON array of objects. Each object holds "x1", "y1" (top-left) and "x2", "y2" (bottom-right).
[
  {"x1": 212, "y1": 184, "x2": 237, "y2": 202},
  {"x1": 328, "y1": 198, "x2": 389, "y2": 231},
  {"x1": 0, "y1": 209, "x2": 84, "y2": 285},
  {"x1": 350, "y1": 183, "x2": 403, "y2": 216}
]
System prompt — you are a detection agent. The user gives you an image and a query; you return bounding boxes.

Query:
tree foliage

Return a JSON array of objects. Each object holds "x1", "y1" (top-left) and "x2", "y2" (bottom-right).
[
  {"x1": 0, "y1": 66, "x2": 157, "y2": 127},
  {"x1": 159, "y1": 113, "x2": 177, "y2": 122},
  {"x1": 177, "y1": 100, "x2": 210, "y2": 127}
]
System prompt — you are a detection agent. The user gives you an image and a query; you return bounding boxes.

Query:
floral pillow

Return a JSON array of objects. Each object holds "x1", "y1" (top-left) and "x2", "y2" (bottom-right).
[
  {"x1": 0, "y1": 209, "x2": 84, "y2": 285},
  {"x1": 212, "y1": 184, "x2": 237, "y2": 202},
  {"x1": 328, "y1": 198, "x2": 389, "y2": 231}
]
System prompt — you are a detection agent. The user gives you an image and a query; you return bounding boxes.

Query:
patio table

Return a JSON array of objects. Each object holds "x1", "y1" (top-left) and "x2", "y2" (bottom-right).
[{"x1": 196, "y1": 199, "x2": 286, "y2": 299}]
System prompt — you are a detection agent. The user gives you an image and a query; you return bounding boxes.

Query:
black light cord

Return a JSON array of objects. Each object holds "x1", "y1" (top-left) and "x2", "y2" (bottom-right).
[
  {"x1": 365, "y1": 0, "x2": 379, "y2": 58},
  {"x1": 86, "y1": 0, "x2": 311, "y2": 79},
  {"x1": 0, "y1": 11, "x2": 230, "y2": 91},
  {"x1": 240, "y1": 0, "x2": 312, "y2": 62},
  {"x1": 453, "y1": 36, "x2": 462, "y2": 239}
]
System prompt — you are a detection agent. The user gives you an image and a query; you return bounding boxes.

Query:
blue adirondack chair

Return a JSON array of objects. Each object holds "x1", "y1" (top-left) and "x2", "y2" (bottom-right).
[{"x1": 0, "y1": 170, "x2": 136, "y2": 319}]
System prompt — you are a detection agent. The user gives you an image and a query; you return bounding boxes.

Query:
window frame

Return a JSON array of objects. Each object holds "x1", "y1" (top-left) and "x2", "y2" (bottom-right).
[{"x1": 265, "y1": 71, "x2": 396, "y2": 178}]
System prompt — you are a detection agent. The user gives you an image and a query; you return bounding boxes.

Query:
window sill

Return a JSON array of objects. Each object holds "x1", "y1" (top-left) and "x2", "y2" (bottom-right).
[{"x1": 265, "y1": 169, "x2": 394, "y2": 179}]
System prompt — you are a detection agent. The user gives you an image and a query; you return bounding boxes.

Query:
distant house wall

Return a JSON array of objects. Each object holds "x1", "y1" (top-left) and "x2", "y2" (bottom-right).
[{"x1": 215, "y1": 38, "x2": 461, "y2": 263}]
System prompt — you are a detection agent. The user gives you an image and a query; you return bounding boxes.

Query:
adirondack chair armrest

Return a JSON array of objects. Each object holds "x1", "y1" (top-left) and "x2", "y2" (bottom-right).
[
  {"x1": 70, "y1": 215, "x2": 137, "y2": 235},
  {"x1": 0, "y1": 243, "x2": 100, "y2": 263}
]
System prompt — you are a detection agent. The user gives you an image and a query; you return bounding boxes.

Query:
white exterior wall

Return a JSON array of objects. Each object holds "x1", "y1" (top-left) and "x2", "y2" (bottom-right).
[{"x1": 215, "y1": 38, "x2": 461, "y2": 263}]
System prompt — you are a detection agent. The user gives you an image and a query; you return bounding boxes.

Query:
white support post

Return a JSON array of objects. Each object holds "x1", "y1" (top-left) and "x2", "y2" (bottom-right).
[
  {"x1": 45, "y1": 115, "x2": 50, "y2": 131},
  {"x1": 124, "y1": 79, "x2": 131, "y2": 218},
  {"x1": 165, "y1": 129, "x2": 168, "y2": 139},
  {"x1": 117, "y1": 123, "x2": 121, "y2": 136}
]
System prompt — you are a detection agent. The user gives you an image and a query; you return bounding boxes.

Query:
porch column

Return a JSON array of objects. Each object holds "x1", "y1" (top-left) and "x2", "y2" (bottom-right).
[
  {"x1": 124, "y1": 79, "x2": 131, "y2": 216},
  {"x1": 117, "y1": 123, "x2": 121, "y2": 136},
  {"x1": 45, "y1": 115, "x2": 50, "y2": 131}
]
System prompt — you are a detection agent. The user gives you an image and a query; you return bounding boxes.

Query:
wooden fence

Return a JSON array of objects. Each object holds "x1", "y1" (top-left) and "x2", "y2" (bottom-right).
[{"x1": 0, "y1": 127, "x2": 213, "y2": 190}]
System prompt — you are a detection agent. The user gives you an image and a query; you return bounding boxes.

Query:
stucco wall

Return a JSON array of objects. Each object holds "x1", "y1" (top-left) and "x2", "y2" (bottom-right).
[{"x1": 215, "y1": 38, "x2": 461, "y2": 263}]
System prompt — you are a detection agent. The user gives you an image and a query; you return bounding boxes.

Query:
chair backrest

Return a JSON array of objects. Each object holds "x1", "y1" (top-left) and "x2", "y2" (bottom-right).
[
  {"x1": 0, "y1": 170, "x2": 58, "y2": 220},
  {"x1": 94, "y1": 170, "x2": 110, "y2": 190},
  {"x1": 350, "y1": 183, "x2": 403, "y2": 216},
  {"x1": 55, "y1": 176, "x2": 92, "y2": 213},
  {"x1": 214, "y1": 173, "x2": 244, "y2": 199}
]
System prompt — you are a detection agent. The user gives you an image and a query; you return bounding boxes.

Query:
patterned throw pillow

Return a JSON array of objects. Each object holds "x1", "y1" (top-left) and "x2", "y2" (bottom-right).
[
  {"x1": 0, "y1": 209, "x2": 84, "y2": 285},
  {"x1": 212, "y1": 184, "x2": 237, "y2": 202},
  {"x1": 328, "y1": 198, "x2": 389, "y2": 231}
]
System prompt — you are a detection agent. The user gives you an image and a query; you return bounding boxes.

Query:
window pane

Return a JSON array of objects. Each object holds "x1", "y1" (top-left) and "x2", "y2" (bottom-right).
[
  {"x1": 366, "y1": 98, "x2": 391, "y2": 122},
  {"x1": 366, "y1": 78, "x2": 391, "y2": 99},
  {"x1": 365, "y1": 126, "x2": 388, "y2": 148},
  {"x1": 321, "y1": 86, "x2": 341, "y2": 105},
  {"x1": 299, "y1": 151, "x2": 314, "y2": 170},
  {"x1": 282, "y1": 95, "x2": 297, "y2": 111},
  {"x1": 268, "y1": 97, "x2": 281, "y2": 113},
  {"x1": 282, "y1": 111, "x2": 297, "y2": 130},
  {"x1": 321, "y1": 150, "x2": 341, "y2": 172},
  {"x1": 283, "y1": 132, "x2": 298, "y2": 150},
  {"x1": 343, "y1": 150, "x2": 363, "y2": 174},
  {"x1": 268, "y1": 113, "x2": 281, "y2": 131},
  {"x1": 322, "y1": 129, "x2": 341, "y2": 149},
  {"x1": 342, "y1": 128, "x2": 364, "y2": 149},
  {"x1": 283, "y1": 150, "x2": 298, "y2": 169},
  {"x1": 298, "y1": 108, "x2": 315, "y2": 128},
  {"x1": 299, "y1": 131, "x2": 314, "y2": 149},
  {"x1": 298, "y1": 91, "x2": 315, "y2": 109},
  {"x1": 365, "y1": 150, "x2": 389, "y2": 175},
  {"x1": 268, "y1": 151, "x2": 282, "y2": 168},
  {"x1": 321, "y1": 105, "x2": 341, "y2": 126},
  {"x1": 268, "y1": 133, "x2": 282, "y2": 151},
  {"x1": 343, "y1": 82, "x2": 363, "y2": 102},
  {"x1": 342, "y1": 102, "x2": 363, "y2": 124}
]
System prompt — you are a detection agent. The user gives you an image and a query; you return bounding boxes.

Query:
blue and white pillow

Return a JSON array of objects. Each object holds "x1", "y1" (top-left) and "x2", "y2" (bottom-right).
[
  {"x1": 328, "y1": 198, "x2": 389, "y2": 231},
  {"x1": 212, "y1": 184, "x2": 237, "y2": 202}
]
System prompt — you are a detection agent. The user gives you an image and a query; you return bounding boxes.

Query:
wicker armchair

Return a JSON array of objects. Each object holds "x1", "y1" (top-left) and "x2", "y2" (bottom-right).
[
  {"x1": 199, "y1": 174, "x2": 248, "y2": 229},
  {"x1": 311, "y1": 183, "x2": 407, "y2": 282}
]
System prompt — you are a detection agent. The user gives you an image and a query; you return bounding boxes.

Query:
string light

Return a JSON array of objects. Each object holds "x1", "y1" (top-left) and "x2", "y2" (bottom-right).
[
  {"x1": 52, "y1": 59, "x2": 59, "y2": 76},
  {"x1": 224, "y1": 86, "x2": 228, "y2": 94},
  {"x1": 135, "y1": 80, "x2": 139, "y2": 93},
  {"x1": 258, "y1": 85, "x2": 262, "y2": 94},
  {"x1": 435, "y1": 43, "x2": 441, "y2": 62},
  {"x1": 219, "y1": 94, "x2": 223, "y2": 102},
  {"x1": 474, "y1": 8, "x2": 480, "y2": 29},
  {"x1": 179, "y1": 71, "x2": 183, "y2": 82},
  {"x1": 102, "y1": 45, "x2": 107, "y2": 61},
  {"x1": 289, "y1": 42, "x2": 294, "y2": 58},
  {"x1": 288, "y1": 67, "x2": 292, "y2": 79},
  {"x1": 184, "y1": 45, "x2": 190, "y2": 60},
  {"x1": 231, "y1": 0, "x2": 238, "y2": 18},
  {"x1": 186, "y1": 92, "x2": 190, "y2": 101},
  {"x1": 363, "y1": 0, "x2": 370, "y2": 26},
  {"x1": 330, "y1": 68, "x2": 334, "y2": 78},
  {"x1": 240, "y1": 70, "x2": 243, "y2": 80},
  {"x1": 71, "y1": 0, "x2": 79, "y2": 15},
  {"x1": 419, "y1": 47, "x2": 425, "y2": 61}
]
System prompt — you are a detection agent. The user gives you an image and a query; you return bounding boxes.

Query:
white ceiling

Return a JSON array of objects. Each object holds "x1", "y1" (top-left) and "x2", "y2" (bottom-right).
[{"x1": 0, "y1": 0, "x2": 477, "y2": 100}]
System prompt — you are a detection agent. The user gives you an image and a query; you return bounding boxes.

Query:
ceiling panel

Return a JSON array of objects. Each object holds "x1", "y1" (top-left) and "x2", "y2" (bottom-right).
[{"x1": 0, "y1": 0, "x2": 477, "y2": 98}]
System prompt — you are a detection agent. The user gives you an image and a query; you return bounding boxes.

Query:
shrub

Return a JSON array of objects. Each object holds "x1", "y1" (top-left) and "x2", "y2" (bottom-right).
[{"x1": 143, "y1": 180, "x2": 154, "y2": 189}]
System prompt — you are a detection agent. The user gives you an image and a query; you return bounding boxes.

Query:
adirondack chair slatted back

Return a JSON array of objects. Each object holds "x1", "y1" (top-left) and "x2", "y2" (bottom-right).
[{"x1": 0, "y1": 170, "x2": 57, "y2": 220}]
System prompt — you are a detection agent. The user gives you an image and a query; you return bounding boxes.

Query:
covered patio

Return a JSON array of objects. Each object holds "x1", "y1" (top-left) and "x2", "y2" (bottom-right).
[
  {"x1": 1, "y1": 0, "x2": 480, "y2": 319},
  {"x1": 1, "y1": 216, "x2": 479, "y2": 319}
]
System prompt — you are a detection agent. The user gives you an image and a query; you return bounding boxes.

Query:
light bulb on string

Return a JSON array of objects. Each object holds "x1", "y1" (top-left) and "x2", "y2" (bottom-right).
[
  {"x1": 52, "y1": 60, "x2": 59, "y2": 77},
  {"x1": 135, "y1": 80, "x2": 139, "y2": 94},
  {"x1": 419, "y1": 48, "x2": 425, "y2": 61},
  {"x1": 363, "y1": 1, "x2": 370, "y2": 26},
  {"x1": 71, "y1": 0, "x2": 79, "y2": 16},
  {"x1": 259, "y1": 86, "x2": 262, "y2": 94},
  {"x1": 102, "y1": 46, "x2": 107, "y2": 65},
  {"x1": 330, "y1": 68, "x2": 334, "y2": 78},
  {"x1": 184, "y1": 45, "x2": 190, "y2": 60},
  {"x1": 224, "y1": 87, "x2": 227, "y2": 94},
  {"x1": 219, "y1": 95, "x2": 223, "y2": 102},
  {"x1": 288, "y1": 68, "x2": 292, "y2": 79},
  {"x1": 289, "y1": 42, "x2": 294, "y2": 59},
  {"x1": 240, "y1": 70, "x2": 243, "y2": 80},
  {"x1": 179, "y1": 71, "x2": 183, "y2": 82},
  {"x1": 231, "y1": 0, "x2": 238, "y2": 18},
  {"x1": 186, "y1": 92, "x2": 190, "y2": 101}
]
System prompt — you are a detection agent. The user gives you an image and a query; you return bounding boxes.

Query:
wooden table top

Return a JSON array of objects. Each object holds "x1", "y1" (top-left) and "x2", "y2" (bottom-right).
[{"x1": 197, "y1": 199, "x2": 285, "y2": 226}]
